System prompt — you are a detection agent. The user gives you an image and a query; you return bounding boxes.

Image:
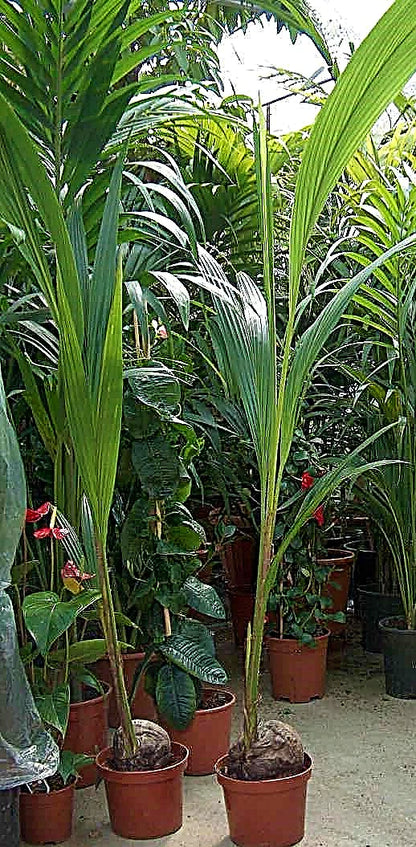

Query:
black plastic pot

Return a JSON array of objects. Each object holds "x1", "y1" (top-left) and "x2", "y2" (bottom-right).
[
  {"x1": 346, "y1": 544, "x2": 377, "y2": 611},
  {"x1": 379, "y1": 617, "x2": 416, "y2": 698},
  {"x1": 0, "y1": 788, "x2": 19, "y2": 847},
  {"x1": 357, "y1": 584, "x2": 403, "y2": 653}
]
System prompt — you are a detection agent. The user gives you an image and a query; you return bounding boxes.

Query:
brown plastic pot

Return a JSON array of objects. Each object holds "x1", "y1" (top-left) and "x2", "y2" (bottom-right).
[
  {"x1": 63, "y1": 683, "x2": 110, "y2": 788},
  {"x1": 216, "y1": 753, "x2": 312, "y2": 847},
  {"x1": 96, "y1": 742, "x2": 188, "y2": 839},
  {"x1": 320, "y1": 549, "x2": 354, "y2": 635},
  {"x1": 92, "y1": 652, "x2": 157, "y2": 727},
  {"x1": 267, "y1": 631, "x2": 329, "y2": 703},
  {"x1": 162, "y1": 688, "x2": 236, "y2": 775},
  {"x1": 227, "y1": 586, "x2": 255, "y2": 646},
  {"x1": 220, "y1": 535, "x2": 257, "y2": 589},
  {"x1": 19, "y1": 782, "x2": 74, "y2": 845}
]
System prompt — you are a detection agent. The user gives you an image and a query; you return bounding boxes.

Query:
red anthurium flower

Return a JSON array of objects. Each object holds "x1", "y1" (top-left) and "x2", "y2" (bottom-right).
[
  {"x1": 33, "y1": 526, "x2": 69, "y2": 540},
  {"x1": 25, "y1": 502, "x2": 51, "y2": 523},
  {"x1": 61, "y1": 561, "x2": 92, "y2": 581},
  {"x1": 313, "y1": 506, "x2": 325, "y2": 527},
  {"x1": 61, "y1": 561, "x2": 93, "y2": 594},
  {"x1": 301, "y1": 472, "x2": 314, "y2": 490}
]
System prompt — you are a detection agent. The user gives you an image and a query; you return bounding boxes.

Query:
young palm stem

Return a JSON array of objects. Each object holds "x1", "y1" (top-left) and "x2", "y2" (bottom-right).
[{"x1": 96, "y1": 536, "x2": 137, "y2": 758}]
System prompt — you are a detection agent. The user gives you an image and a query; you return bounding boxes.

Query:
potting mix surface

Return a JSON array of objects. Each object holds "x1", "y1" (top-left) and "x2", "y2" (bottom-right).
[{"x1": 21, "y1": 617, "x2": 416, "y2": 847}]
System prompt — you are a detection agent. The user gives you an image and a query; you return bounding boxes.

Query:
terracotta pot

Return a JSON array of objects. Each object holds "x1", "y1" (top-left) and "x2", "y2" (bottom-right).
[
  {"x1": 92, "y1": 652, "x2": 157, "y2": 727},
  {"x1": 220, "y1": 536, "x2": 257, "y2": 589},
  {"x1": 63, "y1": 683, "x2": 110, "y2": 788},
  {"x1": 19, "y1": 782, "x2": 74, "y2": 844},
  {"x1": 319, "y1": 549, "x2": 354, "y2": 635},
  {"x1": 162, "y1": 688, "x2": 236, "y2": 775},
  {"x1": 227, "y1": 586, "x2": 255, "y2": 646},
  {"x1": 96, "y1": 742, "x2": 188, "y2": 839},
  {"x1": 216, "y1": 753, "x2": 312, "y2": 847},
  {"x1": 267, "y1": 631, "x2": 329, "y2": 703}
]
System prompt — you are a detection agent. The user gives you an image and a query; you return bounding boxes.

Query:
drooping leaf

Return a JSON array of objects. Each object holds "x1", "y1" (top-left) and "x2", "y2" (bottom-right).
[
  {"x1": 35, "y1": 683, "x2": 70, "y2": 737},
  {"x1": 132, "y1": 436, "x2": 181, "y2": 499},
  {"x1": 184, "y1": 576, "x2": 226, "y2": 620},
  {"x1": 159, "y1": 635, "x2": 227, "y2": 684},
  {"x1": 178, "y1": 618, "x2": 216, "y2": 657},
  {"x1": 126, "y1": 364, "x2": 181, "y2": 416},
  {"x1": 155, "y1": 663, "x2": 196, "y2": 730},
  {"x1": 58, "y1": 751, "x2": 94, "y2": 785},
  {"x1": 120, "y1": 497, "x2": 150, "y2": 568}
]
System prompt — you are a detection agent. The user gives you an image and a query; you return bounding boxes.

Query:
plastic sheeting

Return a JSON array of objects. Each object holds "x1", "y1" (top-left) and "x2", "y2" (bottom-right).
[{"x1": 0, "y1": 366, "x2": 58, "y2": 788}]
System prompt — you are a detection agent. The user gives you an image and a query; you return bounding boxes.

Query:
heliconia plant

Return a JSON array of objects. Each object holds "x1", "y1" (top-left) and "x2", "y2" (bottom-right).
[{"x1": 198, "y1": 0, "x2": 416, "y2": 775}]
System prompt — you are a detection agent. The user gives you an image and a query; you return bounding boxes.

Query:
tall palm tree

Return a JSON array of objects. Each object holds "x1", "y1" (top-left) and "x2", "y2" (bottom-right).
[{"x1": 198, "y1": 0, "x2": 416, "y2": 772}]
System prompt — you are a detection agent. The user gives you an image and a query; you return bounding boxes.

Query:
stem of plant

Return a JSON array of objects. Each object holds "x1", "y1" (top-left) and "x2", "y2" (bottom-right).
[{"x1": 95, "y1": 536, "x2": 137, "y2": 758}]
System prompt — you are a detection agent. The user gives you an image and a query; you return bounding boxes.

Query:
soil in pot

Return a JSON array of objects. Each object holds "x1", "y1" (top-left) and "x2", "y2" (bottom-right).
[
  {"x1": 19, "y1": 776, "x2": 74, "y2": 845},
  {"x1": 161, "y1": 688, "x2": 236, "y2": 775},
  {"x1": 216, "y1": 752, "x2": 312, "y2": 847},
  {"x1": 319, "y1": 549, "x2": 354, "y2": 635},
  {"x1": 96, "y1": 741, "x2": 189, "y2": 839},
  {"x1": 358, "y1": 585, "x2": 404, "y2": 653},
  {"x1": 63, "y1": 683, "x2": 110, "y2": 788},
  {"x1": 267, "y1": 630, "x2": 329, "y2": 703},
  {"x1": 379, "y1": 616, "x2": 416, "y2": 698},
  {"x1": 92, "y1": 652, "x2": 157, "y2": 727},
  {"x1": 227, "y1": 586, "x2": 255, "y2": 646}
]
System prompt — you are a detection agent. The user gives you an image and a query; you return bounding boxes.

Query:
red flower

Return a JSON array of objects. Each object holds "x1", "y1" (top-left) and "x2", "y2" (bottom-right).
[
  {"x1": 33, "y1": 526, "x2": 69, "y2": 540},
  {"x1": 26, "y1": 502, "x2": 51, "y2": 523},
  {"x1": 61, "y1": 561, "x2": 93, "y2": 594},
  {"x1": 61, "y1": 561, "x2": 92, "y2": 582},
  {"x1": 301, "y1": 472, "x2": 314, "y2": 490},
  {"x1": 313, "y1": 506, "x2": 325, "y2": 527}
]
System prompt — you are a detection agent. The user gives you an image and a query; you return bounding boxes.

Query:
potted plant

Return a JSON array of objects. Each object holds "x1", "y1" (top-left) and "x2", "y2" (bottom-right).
[
  {"x1": 19, "y1": 751, "x2": 92, "y2": 845},
  {"x1": 264, "y1": 453, "x2": 342, "y2": 702},
  {"x1": 0, "y1": 115, "x2": 193, "y2": 836},
  {"x1": 266, "y1": 538, "x2": 333, "y2": 704},
  {"x1": 0, "y1": 365, "x2": 59, "y2": 847},
  {"x1": 18, "y1": 500, "x2": 113, "y2": 788},
  {"x1": 93, "y1": 307, "x2": 233, "y2": 773},
  {"x1": 206, "y1": 7, "x2": 416, "y2": 844},
  {"x1": 338, "y1": 144, "x2": 416, "y2": 685}
]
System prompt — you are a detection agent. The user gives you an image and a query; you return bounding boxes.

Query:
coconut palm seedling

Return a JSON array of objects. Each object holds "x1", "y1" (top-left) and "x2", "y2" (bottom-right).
[{"x1": 198, "y1": 0, "x2": 416, "y2": 779}]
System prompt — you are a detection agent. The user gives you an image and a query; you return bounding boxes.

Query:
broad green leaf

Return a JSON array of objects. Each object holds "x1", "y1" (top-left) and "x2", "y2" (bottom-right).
[
  {"x1": 35, "y1": 683, "x2": 70, "y2": 737},
  {"x1": 23, "y1": 590, "x2": 100, "y2": 655},
  {"x1": 184, "y1": 576, "x2": 226, "y2": 620},
  {"x1": 132, "y1": 436, "x2": 181, "y2": 499},
  {"x1": 159, "y1": 635, "x2": 227, "y2": 684},
  {"x1": 156, "y1": 664, "x2": 196, "y2": 730},
  {"x1": 50, "y1": 639, "x2": 108, "y2": 665},
  {"x1": 58, "y1": 751, "x2": 94, "y2": 785},
  {"x1": 126, "y1": 364, "x2": 181, "y2": 416},
  {"x1": 124, "y1": 397, "x2": 160, "y2": 440},
  {"x1": 178, "y1": 618, "x2": 216, "y2": 657},
  {"x1": 166, "y1": 509, "x2": 206, "y2": 552},
  {"x1": 120, "y1": 496, "x2": 150, "y2": 568}
]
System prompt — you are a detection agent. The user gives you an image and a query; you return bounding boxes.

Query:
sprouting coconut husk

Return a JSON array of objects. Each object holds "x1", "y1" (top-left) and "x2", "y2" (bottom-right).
[
  {"x1": 226, "y1": 720, "x2": 304, "y2": 781},
  {"x1": 112, "y1": 719, "x2": 171, "y2": 771}
]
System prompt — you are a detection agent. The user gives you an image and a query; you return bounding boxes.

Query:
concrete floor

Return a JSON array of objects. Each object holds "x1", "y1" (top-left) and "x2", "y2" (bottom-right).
[{"x1": 24, "y1": 620, "x2": 416, "y2": 847}]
